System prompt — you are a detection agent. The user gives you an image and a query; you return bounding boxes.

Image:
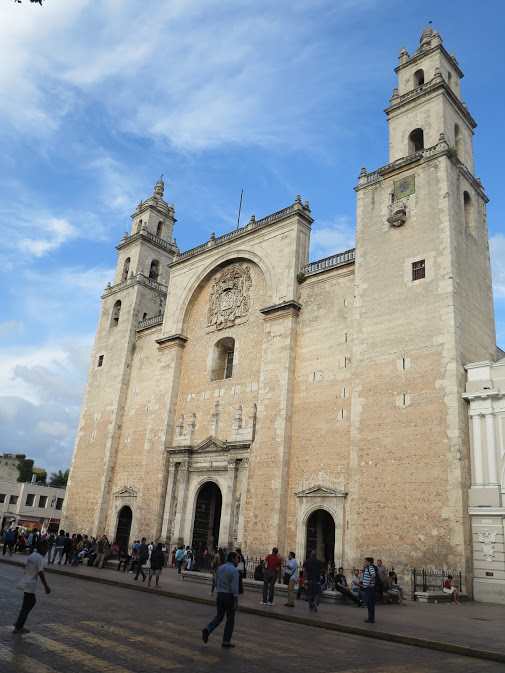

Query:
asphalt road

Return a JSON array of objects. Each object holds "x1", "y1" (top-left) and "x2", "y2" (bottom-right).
[{"x1": 0, "y1": 563, "x2": 502, "y2": 673}]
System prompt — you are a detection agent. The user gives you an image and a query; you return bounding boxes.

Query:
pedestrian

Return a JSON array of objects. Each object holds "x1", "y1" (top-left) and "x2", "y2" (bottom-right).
[
  {"x1": 96, "y1": 535, "x2": 107, "y2": 569},
  {"x1": 2, "y1": 528, "x2": 15, "y2": 556},
  {"x1": 335, "y1": 567, "x2": 360, "y2": 605},
  {"x1": 184, "y1": 545, "x2": 193, "y2": 571},
  {"x1": 303, "y1": 550, "x2": 323, "y2": 612},
  {"x1": 235, "y1": 547, "x2": 246, "y2": 594},
  {"x1": 148, "y1": 543, "x2": 166, "y2": 587},
  {"x1": 50, "y1": 530, "x2": 65, "y2": 565},
  {"x1": 362, "y1": 556, "x2": 377, "y2": 623},
  {"x1": 202, "y1": 551, "x2": 239, "y2": 648},
  {"x1": 13, "y1": 539, "x2": 51, "y2": 635},
  {"x1": 351, "y1": 568, "x2": 363, "y2": 606},
  {"x1": 175, "y1": 544, "x2": 185, "y2": 576},
  {"x1": 62, "y1": 533, "x2": 72, "y2": 565},
  {"x1": 134, "y1": 537, "x2": 149, "y2": 581},
  {"x1": 284, "y1": 551, "x2": 298, "y2": 607},
  {"x1": 376, "y1": 558, "x2": 387, "y2": 603},
  {"x1": 261, "y1": 547, "x2": 282, "y2": 606}
]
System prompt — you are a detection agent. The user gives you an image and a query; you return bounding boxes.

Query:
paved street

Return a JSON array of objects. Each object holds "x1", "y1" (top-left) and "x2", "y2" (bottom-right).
[{"x1": 0, "y1": 564, "x2": 503, "y2": 673}]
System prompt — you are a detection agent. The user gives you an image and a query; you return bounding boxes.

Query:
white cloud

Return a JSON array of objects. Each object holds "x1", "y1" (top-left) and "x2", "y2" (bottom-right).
[
  {"x1": 491, "y1": 234, "x2": 505, "y2": 299},
  {"x1": 310, "y1": 215, "x2": 355, "y2": 260},
  {"x1": 0, "y1": 320, "x2": 24, "y2": 338},
  {"x1": 18, "y1": 217, "x2": 77, "y2": 257},
  {"x1": 0, "y1": 1, "x2": 381, "y2": 151}
]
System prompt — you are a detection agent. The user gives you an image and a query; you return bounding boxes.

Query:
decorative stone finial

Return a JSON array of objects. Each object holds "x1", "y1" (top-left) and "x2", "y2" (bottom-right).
[
  {"x1": 399, "y1": 47, "x2": 409, "y2": 63},
  {"x1": 359, "y1": 167, "x2": 367, "y2": 177},
  {"x1": 420, "y1": 22, "x2": 434, "y2": 48},
  {"x1": 295, "y1": 194, "x2": 302, "y2": 204},
  {"x1": 390, "y1": 88, "x2": 399, "y2": 103},
  {"x1": 303, "y1": 200, "x2": 310, "y2": 210},
  {"x1": 154, "y1": 175, "x2": 165, "y2": 198}
]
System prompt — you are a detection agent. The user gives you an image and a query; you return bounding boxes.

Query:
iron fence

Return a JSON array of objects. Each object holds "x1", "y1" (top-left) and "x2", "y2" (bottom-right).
[{"x1": 410, "y1": 568, "x2": 463, "y2": 599}]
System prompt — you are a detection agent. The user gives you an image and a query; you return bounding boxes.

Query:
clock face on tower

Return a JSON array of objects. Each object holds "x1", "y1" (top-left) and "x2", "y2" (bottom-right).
[{"x1": 394, "y1": 174, "x2": 415, "y2": 200}]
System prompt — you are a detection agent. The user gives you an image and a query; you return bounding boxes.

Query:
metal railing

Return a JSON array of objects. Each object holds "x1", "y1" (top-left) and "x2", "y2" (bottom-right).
[{"x1": 411, "y1": 568, "x2": 463, "y2": 599}]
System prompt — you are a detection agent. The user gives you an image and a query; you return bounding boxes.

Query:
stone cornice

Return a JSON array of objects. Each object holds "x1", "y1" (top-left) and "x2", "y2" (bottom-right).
[
  {"x1": 156, "y1": 333, "x2": 188, "y2": 349},
  {"x1": 300, "y1": 249, "x2": 355, "y2": 279},
  {"x1": 386, "y1": 75, "x2": 476, "y2": 130},
  {"x1": 469, "y1": 507, "x2": 505, "y2": 517},
  {"x1": 259, "y1": 300, "x2": 302, "y2": 317},
  {"x1": 167, "y1": 439, "x2": 250, "y2": 455},
  {"x1": 395, "y1": 43, "x2": 464, "y2": 79},
  {"x1": 170, "y1": 200, "x2": 313, "y2": 268},
  {"x1": 355, "y1": 141, "x2": 489, "y2": 203},
  {"x1": 102, "y1": 272, "x2": 167, "y2": 299},
  {"x1": 116, "y1": 229, "x2": 179, "y2": 256}
]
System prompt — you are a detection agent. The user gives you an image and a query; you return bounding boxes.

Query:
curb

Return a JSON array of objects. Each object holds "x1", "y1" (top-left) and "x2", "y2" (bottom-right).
[{"x1": 1, "y1": 557, "x2": 504, "y2": 665}]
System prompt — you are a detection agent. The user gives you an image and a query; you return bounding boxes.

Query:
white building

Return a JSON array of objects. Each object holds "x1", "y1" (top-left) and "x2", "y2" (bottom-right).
[
  {"x1": 465, "y1": 356, "x2": 505, "y2": 602},
  {"x1": 0, "y1": 481, "x2": 66, "y2": 534}
]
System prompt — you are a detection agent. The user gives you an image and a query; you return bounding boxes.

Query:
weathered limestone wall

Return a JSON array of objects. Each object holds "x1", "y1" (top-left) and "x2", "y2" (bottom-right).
[
  {"x1": 286, "y1": 267, "x2": 354, "y2": 560},
  {"x1": 348, "y1": 156, "x2": 469, "y2": 573}
]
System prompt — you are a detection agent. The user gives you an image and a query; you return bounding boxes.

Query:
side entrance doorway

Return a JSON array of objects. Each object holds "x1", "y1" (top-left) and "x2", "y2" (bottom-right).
[
  {"x1": 115, "y1": 505, "x2": 133, "y2": 551},
  {"x1": 305, "y1": 509, "x2": 335, "y2": 565},
  {"x1": 192, "y1": 482, "x2": 222, "y2": 554}
]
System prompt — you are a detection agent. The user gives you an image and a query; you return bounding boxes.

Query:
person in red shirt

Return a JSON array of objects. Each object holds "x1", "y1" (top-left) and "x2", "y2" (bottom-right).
[{"x1": 261, "y1": 547, "x2": 282, "y2": 606}]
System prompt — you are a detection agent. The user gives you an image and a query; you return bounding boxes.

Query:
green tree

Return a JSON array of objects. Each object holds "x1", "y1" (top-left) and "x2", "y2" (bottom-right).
[
  {"x1": 49, "y1": 469, "x2": 69, "y2": 488},
  {"x1": 16, "y1": 457, "x2": 34, "y2": 483}
]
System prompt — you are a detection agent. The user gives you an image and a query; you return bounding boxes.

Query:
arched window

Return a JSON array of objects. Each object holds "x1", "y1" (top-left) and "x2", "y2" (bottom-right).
[
  {"x1": 149, "y1": 259, "x2": 160, "y2": 281},
  {"x1": 408, "y1": 128, "x2": 424, "y2": 154},
  {"x1": 111, "y1": 300, "x2": 121, "y2": 327},
  {"x1": 156, "y1": 221, "x2": 163, "y2": 237},
  {"x1": 121, "y1": 257, "x2": 130, "y2": 282},
  {"x1": 211, "y1": 337, "x2": 235, "y2": 381},
  {"x1": 463, "y1": 191, "x2": 472, "y2": 231},
  {"x1": 454, "y1": 123, "x2": 463, "y2": 160},
  {"x1": 413, "y1": 69, "x2": 424, "y2": 87}
]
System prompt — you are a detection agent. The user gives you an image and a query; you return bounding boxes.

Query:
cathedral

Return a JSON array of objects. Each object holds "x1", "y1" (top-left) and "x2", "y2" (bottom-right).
[{"x1": 63, "y1": 27, "x2": 502, "y2": 599}]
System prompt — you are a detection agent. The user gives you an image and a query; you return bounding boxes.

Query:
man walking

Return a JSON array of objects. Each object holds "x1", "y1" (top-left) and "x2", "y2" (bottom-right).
[
  {"x1": 261, "y1": 547, "x2": 282, "y2": 606},
  {"x1": 13, "y1": 539, "x2": 51, "y2": 635},
  {"x1": 303, "y1": 550, "x2": 323, "y2": 612},
  {"x1": 202, "y1": 551, "x2": 239, "y2": 648},
  {"x1": 134, "y1": 537, "x2": 149, "y2": 581},
  {"x1": 362, "y1": 556, "x2": 377, "y2": 623}
]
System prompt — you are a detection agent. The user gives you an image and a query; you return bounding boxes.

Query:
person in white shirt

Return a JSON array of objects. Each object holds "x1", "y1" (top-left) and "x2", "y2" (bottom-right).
[
  {"x1": 284, "y1": 551, "x2": 299, "y2": 607},
  {"x1": 13, "y1": 540, "x2": 51, "y2": 635}
]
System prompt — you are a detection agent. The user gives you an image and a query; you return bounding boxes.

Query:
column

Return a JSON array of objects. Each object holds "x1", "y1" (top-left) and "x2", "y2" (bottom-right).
[
  {"x1": 219, "y1": 459, "x2": 238, "y2": 548},
  {"x1": 472, "y1": 414, "x2": 484, "y2": 485},
  {"x1": 486, "y1": 413, "x2": 498, "y2": 485},
  {"x1": 160, "y1": 460, "x2": 178, "y2": 541}
]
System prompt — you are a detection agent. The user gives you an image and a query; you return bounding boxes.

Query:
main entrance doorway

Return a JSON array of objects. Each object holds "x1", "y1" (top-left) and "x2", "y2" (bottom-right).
[
  {"x1": 192, "y1": 482, "x2": 222, "y2": 554},
  {"x1": 305, "y1": 509, "x2": 335, "y2": 565},
  {"x1": 115, "y1": 506, "x2": 132, "y2": 550}
]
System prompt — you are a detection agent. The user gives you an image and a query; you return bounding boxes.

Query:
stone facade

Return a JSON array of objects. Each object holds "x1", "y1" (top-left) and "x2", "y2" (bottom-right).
[
  {"x1": 63, "y1": 28, "x2": 498, "y2": 595},
  {"x1": 464, "y1": 357, "x2": 505, "y2": 602}
]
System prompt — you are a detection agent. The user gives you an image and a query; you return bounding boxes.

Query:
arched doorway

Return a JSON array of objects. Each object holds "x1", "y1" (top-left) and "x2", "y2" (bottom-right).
[
  {"x1": 192, "y1": 482, "x2": 222, "y2": 554},
  {"x1": 306, "y1": 509, "x2": 335, "y2": 564},
  {"x1": 115, "y1": 506, "x2": 132, "y2": 550}
]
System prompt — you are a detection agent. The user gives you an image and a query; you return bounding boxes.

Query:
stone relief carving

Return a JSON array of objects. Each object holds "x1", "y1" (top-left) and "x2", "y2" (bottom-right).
[
  {"x1": 207, "y1": 264, "x2": 252, "y2": 330},
  {"x1": 478, "y1": 530, "x2": 497, "y2": 562}
]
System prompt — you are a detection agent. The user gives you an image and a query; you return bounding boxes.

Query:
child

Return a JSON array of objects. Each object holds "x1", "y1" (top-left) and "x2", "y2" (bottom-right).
[{"x1": 442, "y1": 575, "x2": 460, "y2": 604}]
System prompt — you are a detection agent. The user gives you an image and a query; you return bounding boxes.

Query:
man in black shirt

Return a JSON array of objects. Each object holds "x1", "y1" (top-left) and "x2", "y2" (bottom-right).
[
  {"x1": 134, "y1": 537, "x2": 149, "y2": 581},
  {"x1": 303, "y1": 551, "x2": 322, "y2": 612}
]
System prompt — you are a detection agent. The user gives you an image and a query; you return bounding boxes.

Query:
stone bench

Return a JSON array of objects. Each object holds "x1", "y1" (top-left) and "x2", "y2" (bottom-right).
[{"x1": 414, "y1": 591, "x2": 469, "y2": 603}]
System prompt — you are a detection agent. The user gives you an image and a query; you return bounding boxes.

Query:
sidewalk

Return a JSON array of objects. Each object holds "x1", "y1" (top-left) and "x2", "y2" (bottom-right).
[{"x1": 2, "y1": 555, "x2": 505, "y2": 664}]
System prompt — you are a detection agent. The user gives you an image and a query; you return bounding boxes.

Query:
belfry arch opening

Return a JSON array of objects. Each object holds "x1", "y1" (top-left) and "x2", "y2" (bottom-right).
[
  {"x1": 408, "y1": 128, "x2": 424, "y2": 154},
  {"x1": 110, "y1": 300, "x2": 121, "y2": 327},
  {"x1": 115, "y1": 506, "x2": 132, "y2": 551},
  {"x1": 463, "y1": 190, "x2": 472, "y2": 231},
  {"x1": 413, "y1": 68, "x2": 424, "y2": 87},
  {"x1": 121, "y1": 257, "x2": 130, "y2": 282},
  {"x1": 192, "y1": 482, "x2": 222, "y2": 554},
  {"x1": 306, "y1": 509, "x2": 335, "y2": 565},
  {"x1": 149, "y1": 259, "x2": 160, "y2": 281}
]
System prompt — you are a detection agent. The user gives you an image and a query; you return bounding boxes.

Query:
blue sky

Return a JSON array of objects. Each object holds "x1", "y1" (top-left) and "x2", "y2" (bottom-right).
[{"x1": 0, "y1": 0, "x2": 504, "y2": 474}]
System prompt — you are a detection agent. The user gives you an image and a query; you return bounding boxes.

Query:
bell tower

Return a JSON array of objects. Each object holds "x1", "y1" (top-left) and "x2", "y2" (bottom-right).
[
  {"x1": 387, "y1": 24, "x2": 475, "y2": 172},
  {"x1": 347, "y1": 27, "x2": 496, "y2": 578}
]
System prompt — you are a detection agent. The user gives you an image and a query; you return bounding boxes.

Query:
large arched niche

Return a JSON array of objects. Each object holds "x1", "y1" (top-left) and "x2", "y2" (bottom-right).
[
  {"x1": 173, "y1": 256, "x2": 267, "y2": 447},
  {"x1": 172, "y1": 249, "x2": 273, "y2": 336}
]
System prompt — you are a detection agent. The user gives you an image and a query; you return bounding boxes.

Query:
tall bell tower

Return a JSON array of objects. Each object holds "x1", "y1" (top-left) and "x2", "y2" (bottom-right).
[
  {"x1": 63, "y1": 178, "x2": 179, "y2": 536},
  {"x1": 347, "y1": 26, "x2": 496, "y2": 579}
]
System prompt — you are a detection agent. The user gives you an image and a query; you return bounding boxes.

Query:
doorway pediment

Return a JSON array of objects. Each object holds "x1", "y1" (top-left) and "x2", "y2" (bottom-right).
[
  {"x1": 114, "y1": 486, "x2": 137, "y2": 498},
  {"x1": 295, "y1": 484, "x2": 347, "y2": 498}
]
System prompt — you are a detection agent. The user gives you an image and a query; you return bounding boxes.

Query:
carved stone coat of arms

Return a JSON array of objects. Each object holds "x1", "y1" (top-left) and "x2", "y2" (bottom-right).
[{"x1": 207, "y1": 264, "x2": 252, "y2": 329}]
